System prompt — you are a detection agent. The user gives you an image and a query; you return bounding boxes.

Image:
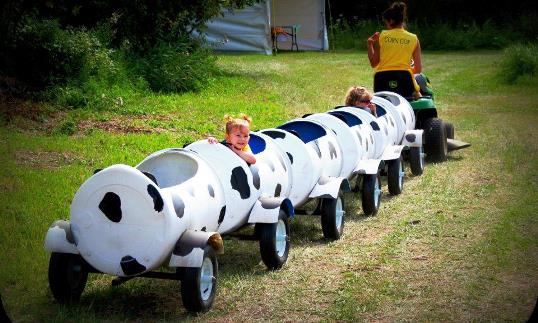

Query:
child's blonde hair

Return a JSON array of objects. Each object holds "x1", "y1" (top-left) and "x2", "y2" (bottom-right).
[
  {"x1": 345, "y1": 86, "x2": 373, "y2": 106},
  {"x1": 224, "y1": 113, "x2": 252, "y2": 134}
]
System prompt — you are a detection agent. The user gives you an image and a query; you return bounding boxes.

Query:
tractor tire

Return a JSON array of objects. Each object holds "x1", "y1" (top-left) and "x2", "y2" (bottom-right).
[
  {"x1": 423, "y1": 118, "x2": 448, "y2": 162},
  {"x1": 445, "y1": 122, "x2": 455, "y2": 139}
]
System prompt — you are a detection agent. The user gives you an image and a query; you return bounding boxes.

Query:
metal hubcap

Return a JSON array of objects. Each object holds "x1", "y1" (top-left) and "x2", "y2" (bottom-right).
[
  {"x1": 335, "y1": 197, "x2": 344, "y2": 230},
  {"x1": 416, "y1": 147, "x2": 425, "y2": 170},
  {"x1": 199, "y1": 257, "x2": 214, "y2": 301},
  {"x1": 374, "y1": 177, "x2": 382, "y2": 208},
  {"x1": 398, "y1": 161, "x2": 404, "y2": 189},
  {"x1": 275, "y1": 219, "x2": 287, "y2": 257}
]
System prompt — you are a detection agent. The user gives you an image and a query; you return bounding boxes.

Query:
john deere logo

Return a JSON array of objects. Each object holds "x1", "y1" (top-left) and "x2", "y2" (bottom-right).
[{"x1": 389, "y1": 81, "x2": 398, "y2": 88}]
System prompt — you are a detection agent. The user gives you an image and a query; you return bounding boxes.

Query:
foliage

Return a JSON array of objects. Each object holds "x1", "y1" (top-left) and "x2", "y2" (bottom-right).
[
  {"x1": 327, "y1": 0, "x2": 538, "y2": 28},
  {"x1": 138, "y1": 39, "x2": 218, "y2": 93},
  {"x1": 0, "y1": 18, "x2": 113, "y2": 88},
  {"x1": 0, "y1": 0, "x2": 258, "y2": 97},
  {"x1": 499, "y1": 43, "x2": 538, "y2": 82},
  {"x1": 329, "y1": 18, "x2": 518, "y2": 51}
]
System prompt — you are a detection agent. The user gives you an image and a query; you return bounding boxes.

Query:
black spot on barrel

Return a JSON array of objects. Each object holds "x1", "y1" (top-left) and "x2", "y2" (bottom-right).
[
  {"x1": 370, "y1": 121, "x2": 380, "y2": 131},
  {"x1": 252, "y1": 167, "x2": 261, "y2": 190},
  {"x1": 120, "y1": 255, "x2": 146, "y2": 276},
  {"x1": 201, "y1": 226, "x2": 207, "y2": 232},
  {"x1": 142, "y1": 172, "x2": 158, "y2": 185},
  {"x1": 99, "y1": 192, "x2": 122, "y2": 223},
  {"x1": 313, "y1": 141, "x2": 322, "y2": 158},
  {"x1": 276, "y1": 152, "x2": 287, "y2": 171},
  {"x1": 147, "y1": 184, "x2": 164, "y2": 212},
  {"x1": 208, "y1": 184, "x2": 215, "y2": 197},
  {"x1": 286, "y1": 152, "x2": 294, "y2": 164},
  {"x1": 172, "y1": 194, "x2": 185, "y2": 218},
  {"x1": 218, "y1": 205, "x2": 226, "y2": 225},
  {"x1": 263, "y1": 130, "x2": 286, "y2": 139},
  {"x1": 274, "y1": 184, "x2": 282, "y2": 197},
  {"x1": 230, "y1": 167, "x2": 250, "y2": 199},
  {"x1": 405, "y1": 134, "x2": 416, "y2": 142},
  {"x1": 266, "y1": 159, "x2": 275, "y2": 172},
  {"x1": 328, "y1": 141, "x2": 337, "y2": 159}
]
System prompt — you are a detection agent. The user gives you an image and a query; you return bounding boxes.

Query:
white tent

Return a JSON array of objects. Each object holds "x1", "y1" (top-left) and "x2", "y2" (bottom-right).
[{"x1": 202, "y1": 0, "x2": 329, "y2": 54}]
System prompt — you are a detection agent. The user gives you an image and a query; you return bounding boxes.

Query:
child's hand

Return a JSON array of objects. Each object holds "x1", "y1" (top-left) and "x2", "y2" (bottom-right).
[{"x1": 207, "y1": 136, "x2": 218, "y2": 144}]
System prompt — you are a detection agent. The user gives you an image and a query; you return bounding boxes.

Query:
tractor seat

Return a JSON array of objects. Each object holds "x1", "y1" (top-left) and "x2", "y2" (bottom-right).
[{"x1": 374, "y1": 70, "x2": 433, "y2": 101}]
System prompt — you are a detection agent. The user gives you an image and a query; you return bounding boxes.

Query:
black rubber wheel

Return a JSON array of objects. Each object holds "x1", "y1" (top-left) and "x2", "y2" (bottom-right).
[
  {"x1": 48, "y1": 253, "x2": 88, "y2": 303},
  {"x1": 423, "y1": 118, "x2": 448, "y2": 162},
  {"x1": 445, "y1": 122, "x2": 455, "y2": 139},
  {"x1": 257, "y1": 210, "x2": 289, "y2": 270},
  {"x1": 387, "y1": 156, "x2": 404, "y2": 195},
  {"x1": 361, "y1": 174, "x2": 381, "y2": 216},
  {"x1": 320, "y1": 192, "x2": 345, "y2": 240},
  {"x1": 409, "y1": 146, "x2": 425, "y2": 176},
  {"x1": 181, "y1": 246, "x2": 218, "y2": 313}
]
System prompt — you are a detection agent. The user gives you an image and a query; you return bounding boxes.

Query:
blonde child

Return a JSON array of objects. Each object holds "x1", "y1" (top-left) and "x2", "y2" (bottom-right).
[
  {"x1": 207, "y1": 114, "x2": 256, "y2": 165},
  {"x1": 344, "y1": 86, "x2": 377, "y2": 116}
]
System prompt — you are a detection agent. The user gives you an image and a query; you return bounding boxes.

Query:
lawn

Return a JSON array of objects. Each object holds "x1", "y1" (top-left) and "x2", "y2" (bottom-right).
[{"x1": 1, "y1": 50, "x2": 537, "y2": 322}]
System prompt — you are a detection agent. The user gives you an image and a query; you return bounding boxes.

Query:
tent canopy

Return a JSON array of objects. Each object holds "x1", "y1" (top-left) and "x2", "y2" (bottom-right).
[{"x1": 202, "y1": 0, "x2": 328, "y2": 54}]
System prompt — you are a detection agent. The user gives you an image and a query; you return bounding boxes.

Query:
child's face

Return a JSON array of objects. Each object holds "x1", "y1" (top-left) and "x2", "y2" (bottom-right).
[{"x1": 225, "y1": 125, "x2": 250, "y2": 150}]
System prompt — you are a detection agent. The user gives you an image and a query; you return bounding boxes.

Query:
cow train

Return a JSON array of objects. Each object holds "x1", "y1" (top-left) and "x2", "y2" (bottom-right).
[{"x1": 44, "y1": 91, "x2": 433, "y2": 313}]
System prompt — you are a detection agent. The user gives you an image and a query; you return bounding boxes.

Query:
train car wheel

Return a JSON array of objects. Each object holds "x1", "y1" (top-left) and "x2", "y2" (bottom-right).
[
  {"x1": 257, "y1": 210, "x2": 290, "y2": 270},
  {"x1": 361, "y1": 174, "x2": 382, "y2": 216},
  {"x1": 409, "y1": 146, "x2": 425, "y2": 176},
  {"x1": 181, "y1": 246, "x2": 218, "y2": 313},
  {"x1": 387, "y1": 156, "x2": 404, "y2": 195},
  {"x1": 48, "y1": 253, "x2": 88, "y2": 303},
  {"x1": 320, "y1": 192, "x2": 345, "y2": 240}
]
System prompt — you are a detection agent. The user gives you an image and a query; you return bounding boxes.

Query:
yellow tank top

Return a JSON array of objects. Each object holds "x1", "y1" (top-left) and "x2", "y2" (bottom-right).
[{"x1": 376, "y1": 28, "x2": 418, "y2": 73}]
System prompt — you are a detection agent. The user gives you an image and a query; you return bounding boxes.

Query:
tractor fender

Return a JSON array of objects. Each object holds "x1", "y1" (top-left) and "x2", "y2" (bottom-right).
[
  {"x1": 44, "y1": 220, "x2": 79, "y2": 254},
  {"x1": 248, "y1": 196, "x2": 294, "y2": 224},
  {"x1": 169, "y1": 230, "x2": 223, "y2": 268}
]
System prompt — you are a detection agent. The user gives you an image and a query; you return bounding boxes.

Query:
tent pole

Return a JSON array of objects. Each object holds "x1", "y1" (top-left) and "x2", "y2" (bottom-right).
[
  {"x1": 271, "y1": 0, "x2": 277, "y2": 55},
  {"x1": 327, "y1": 0, "x2": 335, "y2": 51}
]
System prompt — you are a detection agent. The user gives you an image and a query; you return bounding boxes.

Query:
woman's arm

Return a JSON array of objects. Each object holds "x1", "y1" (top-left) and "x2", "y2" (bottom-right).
[
  {"x1": 367, "y1": 32, "x2": 380, "y2": 68},
  {"x1": 412, "y1": 40, "x2": 422, "y2": 74}
]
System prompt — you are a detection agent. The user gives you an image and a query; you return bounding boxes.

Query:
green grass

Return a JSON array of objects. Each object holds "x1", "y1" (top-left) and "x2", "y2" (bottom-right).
[{"x1": 1, "y1": 50, "x2": 537, "y2": 322}]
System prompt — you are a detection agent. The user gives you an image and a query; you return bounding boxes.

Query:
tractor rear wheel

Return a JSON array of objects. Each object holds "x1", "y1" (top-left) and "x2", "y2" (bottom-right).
[{"x1": 423, "y1": 118, "x2": 448, "y2": 162}]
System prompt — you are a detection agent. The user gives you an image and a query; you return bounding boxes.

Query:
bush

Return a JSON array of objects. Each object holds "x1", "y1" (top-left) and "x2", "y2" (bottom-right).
[
  {"x1": 2, "y1": 18, "x2": 117, "y2": 89},
  {"x1": 139, "y1": 38, "x2": 218, "y2": 93},
  {"x1": 329, "y1": 19, "x2": 516, "y2": 51},
  {"x1": 499, "y1": 43, "x2": 538, "y2": 82}
]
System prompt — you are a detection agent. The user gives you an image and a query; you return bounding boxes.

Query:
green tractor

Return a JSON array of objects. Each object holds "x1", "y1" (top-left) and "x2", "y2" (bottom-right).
[{"x1": 374, "y1": 71, "x2": 470, "y2": 162}]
